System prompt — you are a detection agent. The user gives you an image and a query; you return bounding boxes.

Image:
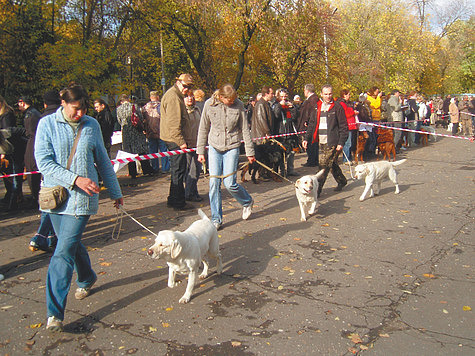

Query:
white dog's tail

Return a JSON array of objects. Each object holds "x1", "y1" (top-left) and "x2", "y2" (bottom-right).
[
  {"x1": 391, "y1": 159, "x2": 407, "y2": 166},
  {"x1": 197, "y1": 209, "x2": 210, "y2": 221},
  {"x1": 315, "y1": 169, "x2": 325, "y2": 179}
]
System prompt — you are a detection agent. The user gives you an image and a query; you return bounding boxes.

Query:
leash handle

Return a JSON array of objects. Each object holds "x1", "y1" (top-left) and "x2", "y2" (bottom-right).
[{"x1": 111, "y1": 207, "x2": 124, "y2": 240}]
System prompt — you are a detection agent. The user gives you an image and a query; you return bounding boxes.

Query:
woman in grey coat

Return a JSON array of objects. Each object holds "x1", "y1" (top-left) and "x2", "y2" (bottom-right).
[{"x1": 196, "y1": 84, "x2": 255, "y2": 230}]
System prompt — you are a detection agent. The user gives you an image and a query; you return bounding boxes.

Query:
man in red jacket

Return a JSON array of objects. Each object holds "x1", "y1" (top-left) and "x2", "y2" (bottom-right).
[{"x1": 302, "y1": 85, "x2": 349, "y2": 196}]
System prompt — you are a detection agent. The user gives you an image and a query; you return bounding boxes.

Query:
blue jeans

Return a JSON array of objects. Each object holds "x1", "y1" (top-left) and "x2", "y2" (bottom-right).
[
  {"x1": 148, "y1": 138, "x2": 170, "y2": 172},
  {"x1": 46, "y1": 214, "x2": 94, "y2": 321},
  {"x1": 30, "y1": 213, "x2": 57, "y2": 250},
  {"x1": 342, "y1": 132, "x2": 353, "y2": 163},
  {"x1": 208, "y1": 146, "x2": 252, "y2": 224}
]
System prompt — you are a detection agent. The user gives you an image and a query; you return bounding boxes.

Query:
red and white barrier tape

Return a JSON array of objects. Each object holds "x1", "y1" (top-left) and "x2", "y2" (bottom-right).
[
  {"x1": 0, "y1": 131, "x2": 306, "y2": 179},
  {"x1": 359, "y1": 122, "x2": 474, "y2": 141}
]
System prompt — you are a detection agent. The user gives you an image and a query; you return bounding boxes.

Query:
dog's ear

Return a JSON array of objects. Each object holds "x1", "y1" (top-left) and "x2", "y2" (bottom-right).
[
  {"x1": 170, "y1": 240, "x2": 183, "y2": 259},
  {"x1": 295, "y1": 179, "x2": 300, "y2": 188}
]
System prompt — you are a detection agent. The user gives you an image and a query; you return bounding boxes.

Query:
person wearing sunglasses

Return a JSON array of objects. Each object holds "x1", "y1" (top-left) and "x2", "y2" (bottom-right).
[{"x1": 160, "y1": 74, "x2": 195, "y2": 210}]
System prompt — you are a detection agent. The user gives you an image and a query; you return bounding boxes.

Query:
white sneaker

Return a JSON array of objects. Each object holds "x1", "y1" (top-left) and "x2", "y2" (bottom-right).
[
  {"x1": 242, "y1": 199, "x2": 254, "y2": 220},
  {"x1": 212, "y1": 221, "x2": 222, "y2": 230},
  {"x1": 46, "y1": 316, "x2": 63, "y2": 332},
  {"x1": 75, "y1": 276, "x2": 96, "y2": 300}
]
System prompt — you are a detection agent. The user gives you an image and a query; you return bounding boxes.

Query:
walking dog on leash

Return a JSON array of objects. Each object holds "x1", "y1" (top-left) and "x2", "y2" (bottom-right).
[
  {"x1": 147, "y1": 209, "x2": 222, "y2": 303},
  {"x1": 354, "y1": 159, "x2": 406, "y2": 201}
]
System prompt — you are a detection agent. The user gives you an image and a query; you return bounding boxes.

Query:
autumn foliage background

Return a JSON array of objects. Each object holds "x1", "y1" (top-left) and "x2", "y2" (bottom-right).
[{"x1": 1, "y1": 0, "x2": 473, "y2": 107}]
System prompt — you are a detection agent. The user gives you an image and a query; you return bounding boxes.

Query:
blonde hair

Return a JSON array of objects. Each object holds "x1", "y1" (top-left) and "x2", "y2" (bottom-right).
[
  {"x1": 0, "y1": 95, "x2": 13, "y2": 116},
  {"x1": 194, "y1": 89, "x2": 205, "y2": 101}
]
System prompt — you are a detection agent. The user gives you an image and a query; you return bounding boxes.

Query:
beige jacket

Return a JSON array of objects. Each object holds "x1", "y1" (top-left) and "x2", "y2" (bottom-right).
[
  {"x1": 449, "y1": 102, "x2": 459, "y2": 123},
  {"x1": 159, "y1": 84, "x2": 192, "y2": 146}
]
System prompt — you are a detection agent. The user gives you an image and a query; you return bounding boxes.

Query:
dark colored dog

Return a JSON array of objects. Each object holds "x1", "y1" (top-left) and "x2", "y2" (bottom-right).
[
  {"x1": 356, "y1": 131, "x2": 369, "y2": 163},
  {"x1": 241, "y1": 141, "x2": 283, "y2": 183},
  {"x1": 376, "y1": 128, "x2": 396, "y2": 161}
]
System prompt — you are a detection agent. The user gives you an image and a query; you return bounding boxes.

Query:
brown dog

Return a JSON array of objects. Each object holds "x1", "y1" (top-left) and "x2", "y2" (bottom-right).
[
  {"x1": 376, "y1": 128, "x2": 396, "y2": 161},
  {"x1": 419, "y1": 128, "x2": 429, "y2": 146},
  {"x1": 356, "y1": 131, "x2": 369, "y2": 163}
]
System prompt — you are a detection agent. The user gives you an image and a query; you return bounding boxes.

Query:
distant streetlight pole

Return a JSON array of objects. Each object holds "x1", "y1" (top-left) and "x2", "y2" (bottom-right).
[
  {"x1": 324, "y1": 7, "x2": 337, "y2": 83},
  {"x1": 160, "y1": 31, "x2": 166, "y2": 94}
]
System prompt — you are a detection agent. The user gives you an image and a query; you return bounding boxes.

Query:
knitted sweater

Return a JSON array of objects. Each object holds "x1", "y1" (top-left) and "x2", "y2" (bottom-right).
[{"x1": 35, "y1": 107, "x2": 122, "y2": 216}]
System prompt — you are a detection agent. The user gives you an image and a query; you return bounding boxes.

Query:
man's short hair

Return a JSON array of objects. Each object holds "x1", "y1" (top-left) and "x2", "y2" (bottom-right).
[
  {"x1": 321, "y1": 84, "x2": 333, "y2": 92},
  {"x1": 304, "y1": 84, "x2": 315, "y2": 93},
  {"x1": 261, "y1": 86, "x2": 272, "y2": 96},
  {"x1": 391, "y1": 89, "x2": 400, "y2": 95}
]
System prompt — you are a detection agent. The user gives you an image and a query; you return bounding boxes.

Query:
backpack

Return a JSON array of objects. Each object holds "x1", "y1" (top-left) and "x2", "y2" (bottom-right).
[{"x1": 131, "y1": 104, "x2": 142, "y2": 129}]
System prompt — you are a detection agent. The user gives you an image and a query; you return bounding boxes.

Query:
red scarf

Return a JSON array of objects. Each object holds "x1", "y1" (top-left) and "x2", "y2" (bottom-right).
[
  {"x1": 312, "y1": 100, "x2": 334, "y2": 144},
  {"x1": 281, "y1": 104, "x2": 292, "y2": 119}
]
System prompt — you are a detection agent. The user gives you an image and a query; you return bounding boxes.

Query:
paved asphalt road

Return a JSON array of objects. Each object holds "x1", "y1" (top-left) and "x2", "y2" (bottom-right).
[{"x1": 0, "y1": 129, "x2": 473, "y2": 355}]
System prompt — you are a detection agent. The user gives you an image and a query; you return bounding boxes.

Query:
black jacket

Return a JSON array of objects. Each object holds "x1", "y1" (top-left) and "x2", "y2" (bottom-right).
[
  {"x1": 23, "y1": 106, "x2": 42, "y2": 171},
  {"x1": 305, "y1": 100, "x2": 349, "y2": 147},
  {"x1": 95, "y1": 107, "x2": 115, "y2": 147},
  {"x1": 0, "y1": 110, "x2": 16, "y2": 129},
  {"x1": 297, "y1": 93, "x2": 319, "y2": 131}
]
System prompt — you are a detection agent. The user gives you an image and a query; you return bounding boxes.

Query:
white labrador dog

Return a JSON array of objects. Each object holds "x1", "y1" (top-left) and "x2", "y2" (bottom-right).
[
  {"x1": 354, "y1": 159, "x2": 406, "y2": 201},
  {"x1": 147, "y1": 209, "x2": 223, "y2": 303},
  {"x1": 295, "y1": 170, "x2": 325, "y2": 221}
]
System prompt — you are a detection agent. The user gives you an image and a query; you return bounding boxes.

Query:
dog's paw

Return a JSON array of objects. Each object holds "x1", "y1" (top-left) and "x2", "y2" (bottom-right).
[
  {"x1": 199, "y1": 273, "x2": 208, "y2": 280},
  {"x1": 359, "y1": 196, "x2": 365, "y2": 202},
  {"x1": 179, "y1": 296, "x2": 190, "y2": 304},
  {"x1": 300, "y1": 216, "x2": 307, "y2": 222},
  {"x1": 168, "y1": 281, "x2": 178, "y2": 288},
  {"x1": 308, "y1": 208, "x2": 316, "y2": 215}
]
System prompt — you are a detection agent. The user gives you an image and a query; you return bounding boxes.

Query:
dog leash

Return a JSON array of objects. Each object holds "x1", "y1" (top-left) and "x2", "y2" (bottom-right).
[
  {"x1": 254, "y1": 159, "x2": 296, "y2": 185},
  {"x1": 341, "y1": 150, "x2": 356, "y2": 180},
  {"x1": 111, "y1": 206, "x2": 157, "y2": 240},
  {"x1": 202, "y1": 161, "x2": 249, "y2": 180}
]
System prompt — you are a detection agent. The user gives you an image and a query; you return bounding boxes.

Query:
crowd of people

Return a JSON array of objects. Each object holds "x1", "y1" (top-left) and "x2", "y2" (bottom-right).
[
  {"x1": 1, "y1": 77, "x2": 474, "y2": 314},
  {"x1": 2, "y1": 82, "x2": 474, "y2": 213}
]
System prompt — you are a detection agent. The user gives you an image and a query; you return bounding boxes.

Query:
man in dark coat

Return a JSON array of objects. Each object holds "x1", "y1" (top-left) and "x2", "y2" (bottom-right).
[
  {"x1": 251, "y1": 86, "x2": 274, "y2": 143},
  {"x1": 303, "y1": 84, "x2": 349, "y2": 196},
  {"x1": 0, "y1": 126, "x2": 27, "y2": 210},
  {"x1": 299, "y1": 84, "x2": 320, "y2": 167},
  {"x1": 93, "y1": 98, "x2": 115, "y2": 158},
  {"x1": 19, "y1": 96, "x2": 41, "y2": 205}
]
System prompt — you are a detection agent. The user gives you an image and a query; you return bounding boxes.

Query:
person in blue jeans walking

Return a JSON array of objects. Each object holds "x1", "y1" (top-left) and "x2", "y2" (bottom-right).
[
  {"x1": 141, "y1": 91, "x2": 170, "y2": 173},
  {"x1": 35, "y1": 84, "x2": 123, "y2": 332},
  {"x1": 29, "y1": 212, "x2": 57, "y2": 252},
  {"x1": 196, "y1": 84, "x2": 255, "y2": 230}
]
